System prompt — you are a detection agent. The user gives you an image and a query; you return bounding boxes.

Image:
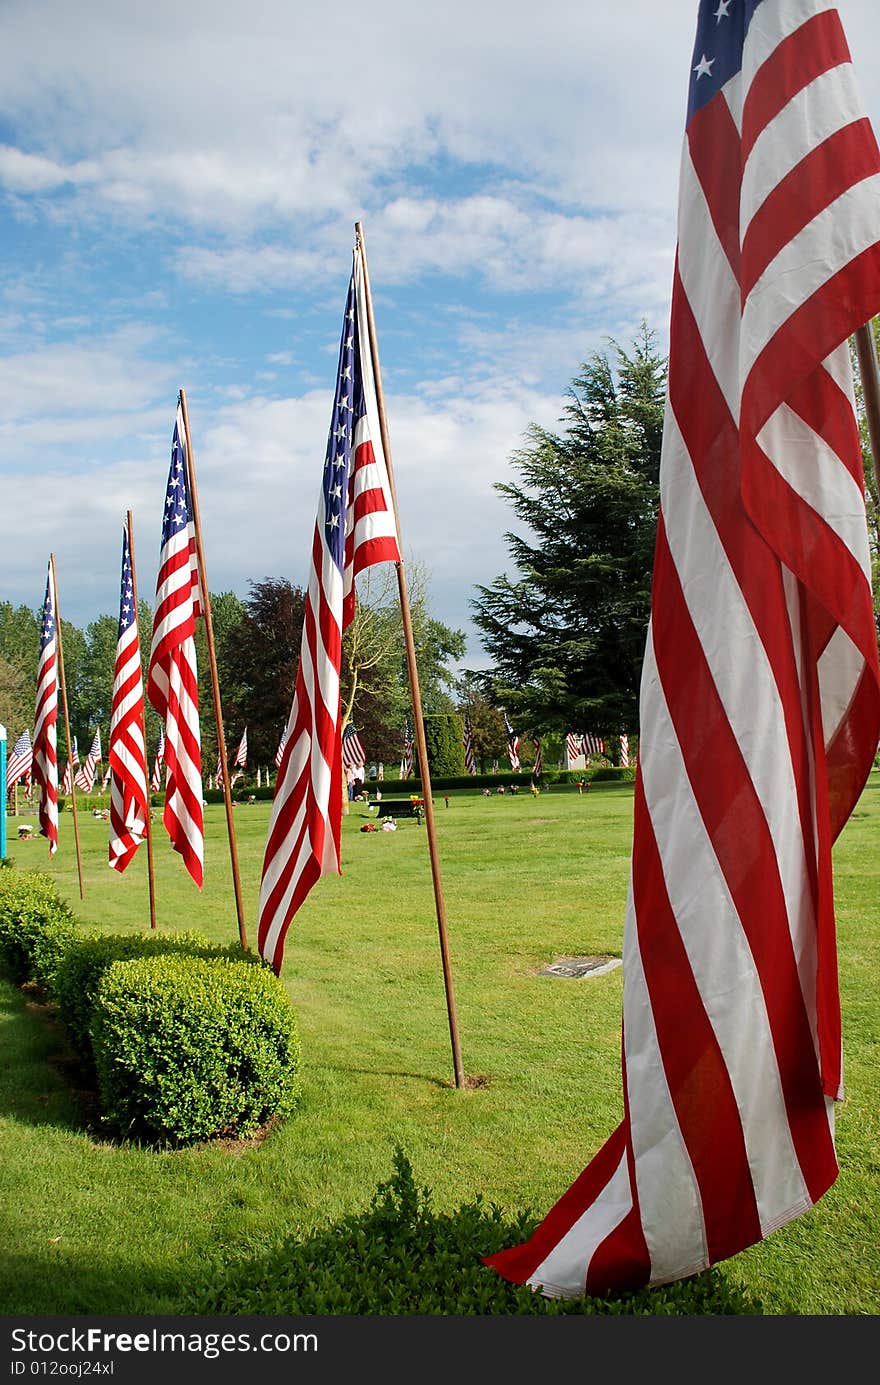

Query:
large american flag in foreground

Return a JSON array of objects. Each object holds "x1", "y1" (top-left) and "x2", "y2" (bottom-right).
[
  {"x1": 147, "y1": 399, "x2": 205, "y2": 887},
  {"x1": 32, "y1": 563, "x2": 59, "y2": 855},
  {"x1": 6, "y1": 729, "x2": 33, "y2": 788},
  {"x1": 488, "y1": 0, "x2": 880, "y2": 1296},
  {"x1": 258, "y1": 244, "x2": 401, "y2": 972},
  {"x1": 109, "y1": 526, "x2": 149, "y2": 873}
]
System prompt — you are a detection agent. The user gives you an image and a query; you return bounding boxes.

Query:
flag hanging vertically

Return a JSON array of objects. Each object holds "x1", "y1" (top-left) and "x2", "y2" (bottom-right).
[
  {"x1": 146, "y1": 398, "x2": 205, "y2": 887},
  {"x1": 109, "y1": 525, "x2": 149, "y2": 873},
  {"x1": 233, "y1": 728, "x2": 247, "y2": 770},
  {"x1": 341, "y1": 723, "x2": 366, "y2": 771},
  {"x1": 401, "y1": 714, "x2": 414, "y2": 779},
  {"x1": 60, "y1": 736, "x2": 79, "y2": 796},
  {"x1": 581, "y1": 732, "x2": 606, "y2": 757},
  {"x1": 503, "y1": 713, "x2": 521, "y2": 771},
  {"x1": 150, "y1": 727, "x2": 165, "y2": 793},
  {"x1": 274, "y1": 724, "x2": 288, "y2": 770},
  {"x1": 532, "y1": 737, "x2": 543, "y2": 778},
  {"x1": 32, "y1": 564, "x2": 59, "y2": 855},
  {"x1": 6, "y1": 730, "x2": 33, "y2": 788},
  {"x1": 257, "y1": 243, "x2": 401, "y2": 973},
  {"x1": 619, "y1": 733, "x2": 630, "y2": 768},
  {"x1": 565, "y1": 731, "x2": 582, "y2": 765},
  {"x1": 487, "y1": 0, "x2": 880, "y2": 1297},
  {"x1": 75, "y1": 729, "x2": 102, "y2": 793},
  {"x1": 463, "y1": 713, "x2": 476, "y2": 776}
]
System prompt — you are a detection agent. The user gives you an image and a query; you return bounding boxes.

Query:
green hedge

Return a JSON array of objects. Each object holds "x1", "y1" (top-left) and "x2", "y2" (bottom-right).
[
  {"x1": 91, "y1": 954, "x2": 301, "y2": 1146},
  {"x1": 0, "y1": 868, "x2": 79, "y2": 990},
  {"x1": 53, "y1": 930, "x2": 259, "y2": 1063}
]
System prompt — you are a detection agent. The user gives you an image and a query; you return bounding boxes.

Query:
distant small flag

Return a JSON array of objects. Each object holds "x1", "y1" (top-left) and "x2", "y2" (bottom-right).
[
  {"x1": 233, "y1": 728, "x2": 248, "y2": 770},
  {"x1": 274, "y1": 724, "x2": 288, "y2": 769},
  {"x1": 151, "y1": 727, "x2": 165, "y2": 792},
  {"x1": 503, "y1": 713, "x2": 520, "y2": 772},
  {"x1": 75, "y1": 729, "x2": 102, "y2": 792},
  {"x1": 6, "y1": 730, "x2": 33, "y2": 788},
  {"x1": 532, "y1": 737, "x2": 543, "y2": 777},
  {"x1": 619, "y1": 733, "x2": 630, "y2": 768},
  {"x1": 108, "y1": 525, "x2": 149, "y2": 873},
  {"x1": 33, "y1": 563, "x2": 59, "y2": 855},
  {"x1": 61, "y1": 736, "x2": 79, "y2": 795},
  {"x1": 102, "y1": 763, "x2": 112, "y2": 790},
  {"x1": 582, "y1": 732, "x2": 606, "y2": 757},
  {"x1": 402, "y1": 715, "x2": 414, "y2": 778},
  {"x1": 342, "y1": 723, "x2": 366, "y2": 770},
  {"x1": 463, "y1": 713, "x2": 476, "y2": 776},
  {"x1": 565, "y1": 731, "x2": 582, "y2": 764}
]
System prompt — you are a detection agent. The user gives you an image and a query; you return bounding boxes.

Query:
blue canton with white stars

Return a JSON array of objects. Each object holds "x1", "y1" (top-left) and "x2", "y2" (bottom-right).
[
  {"x1": 688, "y1": 0, "x2": 766, "y2": 122},
  {"x1": 161, "y1": 411, "x2": 194, "y2": 551},
  {"x1": 39, "y1": 572, "x2": 56, "y2": 654},
  {"x1": 117, "y1": 529, "x2": 136, "y2": 637},
  {"x1": 322, "y1": 269, "x2": 366, "y2": 574}
]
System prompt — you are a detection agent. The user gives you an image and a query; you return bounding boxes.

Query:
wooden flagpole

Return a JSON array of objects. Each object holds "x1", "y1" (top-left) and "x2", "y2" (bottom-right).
[
  {"x1": 50, "y1": 554, "x2": 85, "y2": 900},
  {"x1": 355, "y1": 221, "x2": 466, "y2": 1090},
  {"x1": 126, "y1": 511, "x2": 158, "y2": 931},
  {"x1": 855, "y1": 321, "x2": 880, "y2": 498},
  {"x1": 177, "y1": 388, "x2": 249, "y2": 952}
]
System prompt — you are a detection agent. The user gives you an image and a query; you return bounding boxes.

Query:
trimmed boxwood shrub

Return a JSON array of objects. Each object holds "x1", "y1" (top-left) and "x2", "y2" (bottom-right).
[
  {"x1": 53, "y1": 930, "x2": 259, "y2": 1063},
  {"x1": 91, "y1": 954, "x2": 301, "y2": 1146},
  {"x1": 0, "y1": 868, "x2": 79, "y2": 990}
]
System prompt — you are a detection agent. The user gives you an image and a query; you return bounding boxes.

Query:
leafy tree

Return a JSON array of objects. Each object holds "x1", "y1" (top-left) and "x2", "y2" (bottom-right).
[
  {"x1": 215, "y1": 580, "x2": 303, "y2": 771},
  {"x1": 472, "y1": 325, "x2": 666, "y2": 736}
]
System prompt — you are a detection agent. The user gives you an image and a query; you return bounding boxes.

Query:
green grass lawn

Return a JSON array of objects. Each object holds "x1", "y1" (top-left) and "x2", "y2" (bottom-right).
[{"x1": 1, "y1": 778, "x2": 878, "y2": 1314}]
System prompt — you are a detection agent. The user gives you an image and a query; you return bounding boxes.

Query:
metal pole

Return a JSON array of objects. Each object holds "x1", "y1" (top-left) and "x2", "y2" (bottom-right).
[{"x1": 354, "y1": 221, "x2": 466, "y2": 1089}]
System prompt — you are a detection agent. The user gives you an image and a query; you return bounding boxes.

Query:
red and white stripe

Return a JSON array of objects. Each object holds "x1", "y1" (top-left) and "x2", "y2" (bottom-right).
[
  {"x1": 109, "y1": 528, "x2": 149, "y2": 873},
  {"x1": 150, "y1": 727, "x2": 165, "y2": 793},
  {"x1": 146, "y1": 399, "x2": 204, "y2": 887},
  {"x1": 258, "y1": 244, "x2": 401, "y2": 974},
  {"x1": 32, "y1": 562, "x2": 59, "y2": 855},
  {"x1": 488, "y1": 0, "x2": 880, "y2": 1296},
  {"x1": 75, "y1": 729, "x2": 101, "y2": 793},
  {"x1": 619, "y1": 733, "x2": 629, "y2": 768},
  {"x1": 6, "y1": 730, "x2": 33, "y2": 788}
]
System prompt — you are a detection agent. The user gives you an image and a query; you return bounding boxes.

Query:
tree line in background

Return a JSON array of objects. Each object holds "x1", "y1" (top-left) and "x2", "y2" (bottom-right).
[{"x1": 8, "y1": 320, "x2": 874, "y2": 779}]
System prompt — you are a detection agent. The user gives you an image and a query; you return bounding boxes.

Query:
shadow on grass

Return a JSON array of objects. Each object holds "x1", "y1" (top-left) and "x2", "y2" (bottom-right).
[
  {"x1": 0, "y1": 977, "x2": 98, "y2": 1135},
  {"x1": 185, "y1": 1148, "x2": 766, "y2": 1317}
]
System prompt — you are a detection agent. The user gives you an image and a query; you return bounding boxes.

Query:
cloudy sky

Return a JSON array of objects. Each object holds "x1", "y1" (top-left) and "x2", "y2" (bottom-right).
[{"x1": 1, "y1": 0, "x2": 878, "y2": 667}]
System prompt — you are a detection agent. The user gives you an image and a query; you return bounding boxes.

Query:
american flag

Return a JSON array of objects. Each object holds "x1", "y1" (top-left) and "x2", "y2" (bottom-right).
[
  {"x1": 463, "y1": 712, "x2": 476, "y2": 776},
  {"x1": 146, "y1": 397, "x2": 204, "y2": 888},
  {"x1": 60, "y1": 735, "x2": 79, "y2": 795},
  {"x1": 102, "y1": 763, "x2": 112, "y2": 791},
  {"x1": 258, "y1": 243, "x2": 401, "y2": 972},
  {"x1": 75, "y1": 729, "x2": 102, "y2": 793},
  {"x1": 108, "y1": 526, "x2": 149, "y2": 873},
  {"x1": 532, "y1": 737, "x2": 543, "y2": 777},
  {"x1": 619, "y1": 733, "x2": 630, "y2": 768},
  {"x1": 581, "y1": 732, "x2": 606, "y2": 757},
  {"x1": 32, "y1": 563, "x2": 59, "y2": 854},
  {"x1": 233, "y1": 728, "x2": 247, "y2": 770},
  {"x1": 150, "y1": 727, "x2": 165, "y2": 793},
  {"x1": 565, "y1": 731, "x2": 582, "y2": 764},
  {"x1": 341, "y1": 723, "x2": 365, "y2": 770},
  {"x1": 6, "y1": 729, "x2": 33, "y2": 788},
  {"x1": 503, "y1": 713, "x2": 520, "y2": 771},
  {"x1": 274, "y1": 724, "x2": 288, "y2": 769},
  {"x1": 401, "y1": 714, "x2": 414, "y2": 779},
  {"x1": 488, "y1": 0, "x2": 880, "y2": 1297}
]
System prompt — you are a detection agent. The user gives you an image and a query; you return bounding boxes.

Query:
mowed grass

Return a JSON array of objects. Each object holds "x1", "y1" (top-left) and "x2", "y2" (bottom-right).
[{"x1": 1, "y1": 778, "x2": 878, "y2": 1315}]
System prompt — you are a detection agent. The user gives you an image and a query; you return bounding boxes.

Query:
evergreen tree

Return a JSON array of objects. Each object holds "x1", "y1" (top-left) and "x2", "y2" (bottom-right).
[{"x1": 472, "y1": 325, "x2": 666, "y2": 735}]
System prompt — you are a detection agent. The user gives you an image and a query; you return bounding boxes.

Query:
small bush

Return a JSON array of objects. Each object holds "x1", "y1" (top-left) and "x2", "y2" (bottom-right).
[
  {"x1": 53, "y1": 930, "x2": 259, "y2": 1063},
  {"x1": 0, "y1": 869, "x2": 79, "y2": 990},
  {"x1": 189, "y1": 1148, "x2": 763, "y2": 1315},
  {"x1": 91, "y1": 954, "x2": 301, "y2": 1146},
  {"x1": 590, "y1": 766, "x2": 636, "y2": 783}
]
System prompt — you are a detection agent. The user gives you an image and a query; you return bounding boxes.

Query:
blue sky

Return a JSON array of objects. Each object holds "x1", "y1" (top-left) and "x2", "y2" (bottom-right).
[{"x1": 1, "y1": 0, "x2": 878, "y2": 668}]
